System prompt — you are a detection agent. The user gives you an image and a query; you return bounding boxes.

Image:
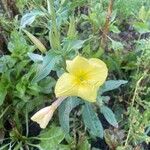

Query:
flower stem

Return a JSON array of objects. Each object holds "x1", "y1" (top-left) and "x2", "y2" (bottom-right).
[{"x1": 52, "y1": 96, "x2": 67, "y2": 110}]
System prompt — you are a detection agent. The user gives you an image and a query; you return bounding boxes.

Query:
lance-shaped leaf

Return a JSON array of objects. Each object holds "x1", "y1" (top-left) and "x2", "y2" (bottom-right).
[
  {"x1": 32, "y1": 51, "x2": 60, "y2": 83},
  {"x1": 101, "y1": 105, "x2": 118, "y2": 128},
  {"x1": 58, "y1": 97, "x2": 82, "y2": 133},
  {"x1": 82, "y1": 103, "x2": 103, "y2": 138},
  {"x1": 101, "y1": 80, "x2": 128, "y2": 93}
]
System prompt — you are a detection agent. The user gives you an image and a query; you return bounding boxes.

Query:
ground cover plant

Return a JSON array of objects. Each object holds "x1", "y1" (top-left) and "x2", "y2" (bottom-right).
[{"x1": 0, "y1": 0, "x2": 150, "y2": 149}]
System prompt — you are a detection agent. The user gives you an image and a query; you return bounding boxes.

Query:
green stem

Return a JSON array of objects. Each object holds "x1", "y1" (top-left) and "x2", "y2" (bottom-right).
[
  {"x1": 48, "y1": 0, "x2": 60, "y2": 49},
  {"x1": 124, "y1": 74, "x2": 145, "y2": 146},
  {"x1": 0, "y1": 105, "x2": 10, "y2": 119},
  {"x1": 25, "y1": 108, "x2": 29, "y2": 137}
]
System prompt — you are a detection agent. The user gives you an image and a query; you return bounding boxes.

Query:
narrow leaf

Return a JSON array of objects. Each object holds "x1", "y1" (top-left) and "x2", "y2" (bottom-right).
[
  {"x1": 101, "y1": 80, "x2": 128, "y2": 93},
  {"x1": 82, "y1": 103, "x2": 103, "y2": 138},
  {"x1": 28, "y1": 52, "x2": 43, "y2": 63},
  {"x1": 20, "y1": 10, "x2": 45, "y2": 28},
  {"x1": 0, "y1": 82, "x2": 8, "y2": 106},
  {"x1": 24, "y1": 30, "x2": 46, "y2": 53},
  {"x1": 59, "y1": 97, "x2": 82, "y2": 133},
  {"x1": 32, "y1": 51, "x2": 60, "y2": 83},
  {"x1": 101, "y1": 106, "x2": 118, "y2": 128}
]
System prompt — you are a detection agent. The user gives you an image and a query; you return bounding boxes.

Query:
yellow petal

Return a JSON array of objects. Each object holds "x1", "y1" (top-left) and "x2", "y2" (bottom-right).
[
  {"x1": 66, "y1": 55, "x2": 92, "y2": 76},
  {"x1": 87, "y1": 58, "x2": 108, "y2": 87},
  {"x1": 31, "y1": 106, "x2": 54, "y2": 128},
  {"x1": 55, "y1": 73, "x2": 78, "y2": 97},
  {"x1": 77, "y1": 84, "x2": 97, "y2": 102}
]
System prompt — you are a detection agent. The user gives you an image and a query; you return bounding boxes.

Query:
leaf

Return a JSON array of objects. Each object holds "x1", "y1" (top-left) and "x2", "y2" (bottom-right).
[
  {"x1": 101, "y1": 80, "x2": 128, "y2": 93},
  {"x1": 111, "y1": 40, "x2": 123, "y2": 50},
  {"x1": 110, "y1": 25, "x2": 120, "y2": 33},
  {"x1": 28, "y1": 52, "x2": 43, "y2": 63},
  {"x1": 39, "y1": 125, "x2": 66, "y2": 150},
  {"x1": 71, "y1": 40, "x2": 85, "y2": 50},
  {"x1": 138, "y1": 6, "x2": 146, "y2": 21},
  {"x1": 0, "y1": 82, "x2": 8, "y2": 106},
  {"x1": 57, "y1": 145, "x2": 70, "y2": 150},
  {"x1": 82, "y1": 103, "x2": 103, "y2": 138},
  {"x1": 63, "y1": 39, "x2": 86, "y2": 52},
  {"x1": 16, "y1": 81, "x2": 26, "y2": 98},
  {"x1": 24, "y1": 30, "x2": 46, "y2": 53},
  {"x1": 32, "y1": 51, "x2": 60, "y2": 83},
  {"x1": 8, "y1": 31, "x2": 31, "y2": 55},
  {"x1": 20, "y1": 10, "x2": 45, "y2": 28},
  {"x1": 58, "y1": 97, "x2": 82, "y2": 133},
  {"x1": 0, "y1": 55, "x2": 16, "y2": 73},
  {"x1": 133, "y1": 22, "x2": 150, "y2": 34},
  {"x1": 101, "y1": 106, "x2": 118, "y2": 128},
  {"x1": 39, "y1": 77, "x2": 56, "y2": 94}
]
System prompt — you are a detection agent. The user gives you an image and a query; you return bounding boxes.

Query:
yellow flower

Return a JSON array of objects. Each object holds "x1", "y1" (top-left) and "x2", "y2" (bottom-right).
[
  {"x1": 31, "y1": 97, "x2": 66, "y2": 128},
  {"x1": 55, "y1": 55, "x2": 108, "y2": 102},
  {"x1": 31, "y1": 106, "x2": 54, "y2": 128}
]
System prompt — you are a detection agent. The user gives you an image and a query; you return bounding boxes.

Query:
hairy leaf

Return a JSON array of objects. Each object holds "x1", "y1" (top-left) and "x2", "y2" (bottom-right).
[
  {"x1": 101, "y1": 105, "x2": 118, "y2": 128},
  {"x1": 82, "y1": 103, "x2": 103, "y2": 138},
  {"x1": 59, "y1": 97, "x2": 82, "y2": 133},
  {"x1": 101, "y1": 80, "x2": 128, "y2": 93},
  {"x1": 32, "y1": 51, "x2": 60, "y2": 83}
]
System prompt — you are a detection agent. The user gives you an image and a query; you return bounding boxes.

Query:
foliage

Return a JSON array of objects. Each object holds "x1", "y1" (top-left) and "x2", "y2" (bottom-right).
[{"x1": 0, "y1": 0, "x2": 150, "y2": 149}]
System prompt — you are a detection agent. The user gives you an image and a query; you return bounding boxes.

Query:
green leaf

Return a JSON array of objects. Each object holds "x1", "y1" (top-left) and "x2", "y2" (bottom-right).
[
  {"x1": 58, "y1": 145, "x2": 70, "y2": 150},
  {"x1": 0, "y1": 83, "x2": 7, "y2": 106},
  {"x1": 63, "y1": 39, "x2": 86, "y2": 52},
  {"x1": 101, "y1": 80, "x2": 128, "y2": 93},
  {"x1": 110, "y1": 25, "x2": 120, "y2": 33},
  {"x1": 20, "y1": 10, "x2": 45, "y2": 28},
  {"x1": 111, "y1": 40, "x2": 123, "y2": 50},
  {"x1": 138, "y1": 6, "x2": 146, "y2": 21},
  {"x1": 8, "y1": 31, "x2": 31, "y2": 55},
  {"x1": 39, "y1": 77, "x2": 56, "y2": 94},
  {"x1": 101, "y1": 106, "x2": 118, "y2": 128},
  {"x1": 0, "y1": 55, "x2": 16, "y2": 73},
  {"x1": 133, "y1": 22, "x2": 150, "y2": 34},
  {"x1": 28, "y1": 52, "x2": 43, "y2": 63},
  {"x1": 16, "y1": 81, "x2": 26, "y2": 98},
  {"x1": 71, "y1": 40, "x2": 85, "y2": 50},
  {"x1": 32, "y1": 51, "x2": 60, "y2": 83},
  {"x1": 82, "y1": 103, "x2": 103, "y2": 138},
  {"x1": 39, "y1": 125, "x2": 66, "y2": 150},
  {"x1": 58, "y1": 97, "x2": 82, "y2": 133}
]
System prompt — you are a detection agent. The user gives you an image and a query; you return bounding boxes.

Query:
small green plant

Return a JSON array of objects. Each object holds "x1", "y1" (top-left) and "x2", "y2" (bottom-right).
[{"x1": 0, "y1": 0, "x2": 150, "y2": 149}]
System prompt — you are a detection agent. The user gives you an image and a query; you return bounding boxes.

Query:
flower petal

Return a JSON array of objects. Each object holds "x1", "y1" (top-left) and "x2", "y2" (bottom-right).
[
  {"x1": 87, "y1": 58, "x2": 108, "y2": 87},
  {"x1": 31, "y1": 106, "x2": 54, "y2": 129},
  {"x1": 55, "y1": 73, "x2": 78, "y2": 97},
  {"x1": 38, "y1": 112, "x2": 54, "y2": 128},
  {"x1": 66, "y1": 55, "x2": 91, "y2": 75},
  {"x1": 77, "y1": 84, "x2": 97, "y2": 102}
]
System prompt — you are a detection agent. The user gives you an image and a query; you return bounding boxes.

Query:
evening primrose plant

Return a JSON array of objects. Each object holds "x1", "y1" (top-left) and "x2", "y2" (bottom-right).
[
  {"x1": 27, "y1": 0, "x2": 121, "y2": 140},
  {"x1": 31, "y1": 55, "x2": 108, "y2": 128}
]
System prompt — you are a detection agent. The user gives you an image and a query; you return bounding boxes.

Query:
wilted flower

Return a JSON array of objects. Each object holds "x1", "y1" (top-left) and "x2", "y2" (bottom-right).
[
  {"x1": 55, "y1": 55, "x2": 108, "y2": 102},
  {"x1": 31, "y1": 97, "x2": 66, "y2": 128}
]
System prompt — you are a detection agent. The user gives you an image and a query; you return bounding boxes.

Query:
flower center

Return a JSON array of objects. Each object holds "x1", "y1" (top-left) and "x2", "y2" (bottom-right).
[
  {"x1": 79, "y1": 76, "x2": 85, "y2": 81},
  {"x1": 73, "y1": 71, "x2": 89, "y2": 85},
  {"x1": 77, "y1": 73, "x2": 89, "y2": 85}
]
